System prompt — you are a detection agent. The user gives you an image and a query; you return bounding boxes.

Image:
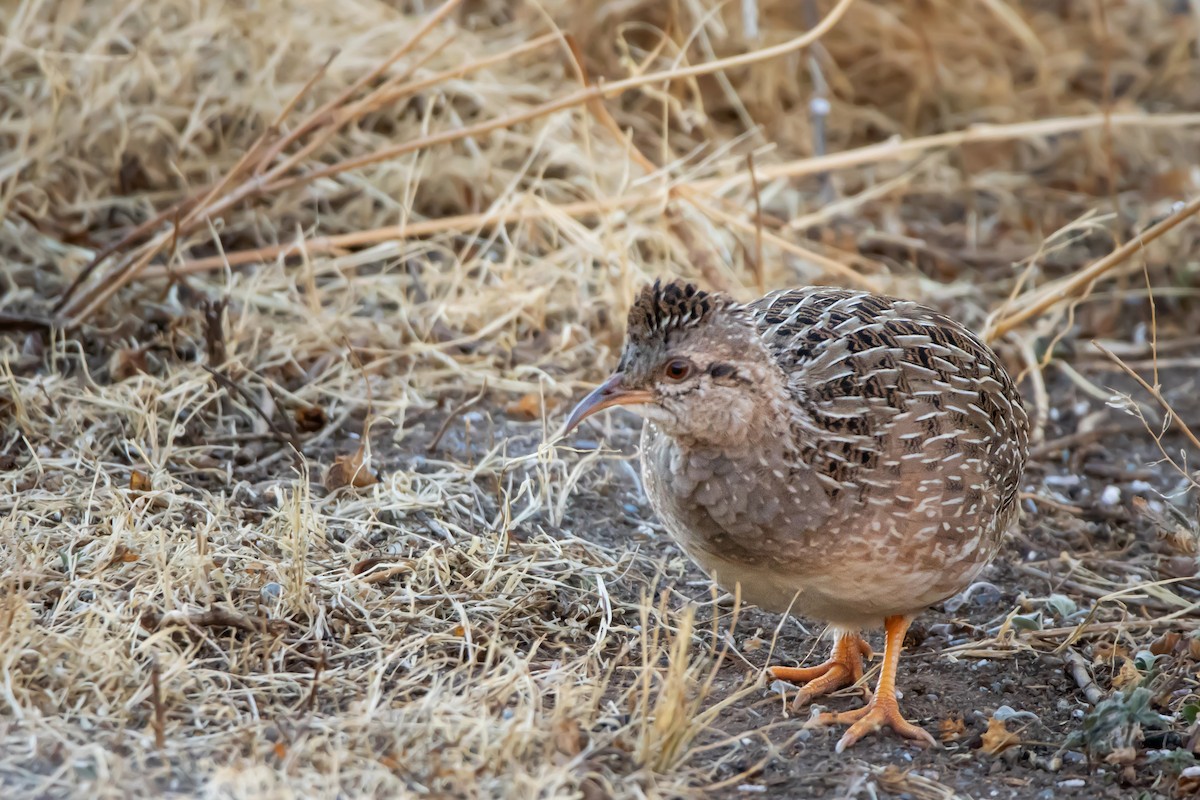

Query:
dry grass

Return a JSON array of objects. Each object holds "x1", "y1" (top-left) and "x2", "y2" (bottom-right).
[{"x1": 3, "y1": 0, "x2": 1200, "y2": 798}]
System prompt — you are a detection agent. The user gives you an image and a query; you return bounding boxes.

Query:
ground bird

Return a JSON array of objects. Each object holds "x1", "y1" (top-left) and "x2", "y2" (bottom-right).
[{"x1": 562, "y1": 279, "x2": 1029, "y2": 750}]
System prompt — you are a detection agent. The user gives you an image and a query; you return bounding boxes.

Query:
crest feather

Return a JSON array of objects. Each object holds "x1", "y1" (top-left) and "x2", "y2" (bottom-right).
[{"x1": 626, "y1": 279, "x2": 738, "y2": 344}]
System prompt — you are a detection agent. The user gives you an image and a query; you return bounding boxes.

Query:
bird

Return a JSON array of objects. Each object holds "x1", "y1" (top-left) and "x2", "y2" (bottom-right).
[{"x1": 562, "y1": 279, "x2": 1029, "y2": 751}]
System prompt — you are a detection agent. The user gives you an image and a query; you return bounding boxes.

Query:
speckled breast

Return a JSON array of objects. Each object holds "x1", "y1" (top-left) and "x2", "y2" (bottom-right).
[
  {"x1": 637, "y1": 418, "x2": 1019, "y2": 623},
  {"x1": 639, "y1": 422, "x2": 834, "y2": 570}
]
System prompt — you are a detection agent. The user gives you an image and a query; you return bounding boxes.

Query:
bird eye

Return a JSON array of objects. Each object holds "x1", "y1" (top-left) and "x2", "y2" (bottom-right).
[{"x1": 663, "y1": 359, "x2": 692, "y2": 382}]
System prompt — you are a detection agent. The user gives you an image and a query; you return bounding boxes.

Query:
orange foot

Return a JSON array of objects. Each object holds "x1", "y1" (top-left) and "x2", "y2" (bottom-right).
[
  {"x1": 768, "y1": 632, "x2": 872, "y2": 709},
  {"x1": 805, "y1": 615, "x2": 937, "y2": 752}
]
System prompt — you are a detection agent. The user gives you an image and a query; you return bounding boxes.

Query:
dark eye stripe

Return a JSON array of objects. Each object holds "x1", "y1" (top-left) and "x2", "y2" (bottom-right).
[{"x1": 709, "y1": 364, "x2": 736, "y2": 379}]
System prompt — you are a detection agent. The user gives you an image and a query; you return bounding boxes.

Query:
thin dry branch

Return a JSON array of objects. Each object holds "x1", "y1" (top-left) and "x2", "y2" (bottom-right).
[
  {"x1": 1092, "y1": 340, "x2": 1200, "y2": 479},
  {"x1": 54, "y1": 48, "x2": 342, "y2": 314},
  {"x1": 145, "y1": 111, "x2": 1200, "y2": 282},
  {"x1": 266, "y1": 0, "x2": 857, "y2": 192},
  {"x1": 121, "y1": 0, "x2": 858, "y2": 298},
  {"x1": 58, "y1": 0, "x2": 467, "y2": 323},
  {"x1": 986, "y1": 194, "x2": 1200, "y2": 340}
]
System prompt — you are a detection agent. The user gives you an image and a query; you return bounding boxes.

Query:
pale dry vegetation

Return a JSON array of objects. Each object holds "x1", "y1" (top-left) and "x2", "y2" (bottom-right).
[{"x1": 3, "y1": 1, "x2": 1200, "y2": 798}]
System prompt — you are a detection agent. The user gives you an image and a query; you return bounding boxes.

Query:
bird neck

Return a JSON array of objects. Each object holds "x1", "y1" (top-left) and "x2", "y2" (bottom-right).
[{"x1": 668, "y1": 380, "x2": 795, "y2": 458}]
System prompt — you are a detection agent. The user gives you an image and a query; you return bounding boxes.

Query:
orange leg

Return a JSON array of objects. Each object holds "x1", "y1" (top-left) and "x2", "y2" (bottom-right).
[
  {"x1": 808, "y1": 615, "x2": 937, "y2": 752},
  {"x1": 768, "y1": 631, "x2": 872, "y2": 709}
]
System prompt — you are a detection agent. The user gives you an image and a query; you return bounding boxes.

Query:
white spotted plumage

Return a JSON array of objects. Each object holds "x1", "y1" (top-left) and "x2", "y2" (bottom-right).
[{"x1": 619, "y1": 281, "x2": 1029, "y2": 626}]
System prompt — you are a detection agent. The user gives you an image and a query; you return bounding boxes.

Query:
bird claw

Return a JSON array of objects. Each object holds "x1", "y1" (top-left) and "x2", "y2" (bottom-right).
[
  {"x1": 805, "y1": 703, "x2": 872, "y2": 729},
  {"x1": 809, "y1": 699, "x2": 937, "y2": 753},
  {"x1": 768, "y1": 635, "x2": 872, "y2": 709}
]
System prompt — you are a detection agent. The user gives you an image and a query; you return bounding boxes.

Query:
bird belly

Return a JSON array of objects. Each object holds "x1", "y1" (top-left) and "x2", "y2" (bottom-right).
[
  {"x1": 681, "y1": 542, "x2": 979, "y2": 627},
  {"x1": 641, "y1": 423, "x2": 1005, "y2": 626}
]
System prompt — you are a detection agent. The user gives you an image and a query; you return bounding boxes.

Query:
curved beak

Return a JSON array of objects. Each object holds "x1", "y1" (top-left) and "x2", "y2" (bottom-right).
[{"x1": 562, "y1": 372, "x2": 653, "y2": 435}]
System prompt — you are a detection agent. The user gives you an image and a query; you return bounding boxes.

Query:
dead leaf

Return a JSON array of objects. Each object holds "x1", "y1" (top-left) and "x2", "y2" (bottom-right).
[
  {"x1": 110, "y1": 348, "x2": 150, "y2": 381},
  {"x1": 553, "y1": 717, "x2": 584, "y2": 756},
  {"x1": 351, "y1": 556, "x2": 388, "y2": 576},
  {"x1": 89, "y1": 543, "x2": 139, "y2": 576},
  {"x1": 295, "y1": 404, "x2": 328, "y2": 433},
  {"x1": 1104, "y1": 746, "x2": 1137, "y2": 767},
  {"x1": 130, "y1": 470, "x2": 151, "y2": 492},
  {"x1": 1150, "y1": 631, "x2": 1182, "y2": 656},
  {"x1": 1112, "y1": 658, "x2": 1142, "y2": 690},
  {"x1": 272, "y1": 741, "x2": 288, "y2": 760},
  {"x1": 158, "y1": 606, "x2": 285, "y2": 635},
  {"x1": 324, "y1": 444, "x2": 377, "y2": 490},
  {"x1": 980, "y1": 716, "x2": 1020, "y2": 756},
  {"x1": 939, "y1": 715, "x2": 967, "y2": 742},
  {"x1": 1093, "y1": 641, "x2": 1129, "y2": 666},
  {"x1": 505, "y1": 393, "x2": 558, "y2": 420},
  {"x1": 1177, "y1": 768, "x2": 1200, "y2": 795}
]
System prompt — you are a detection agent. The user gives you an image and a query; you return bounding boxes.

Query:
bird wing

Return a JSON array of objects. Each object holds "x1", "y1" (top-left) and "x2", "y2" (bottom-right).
[{"x1": 747, "y1": 287, "x2": 1028, "y2": 533}]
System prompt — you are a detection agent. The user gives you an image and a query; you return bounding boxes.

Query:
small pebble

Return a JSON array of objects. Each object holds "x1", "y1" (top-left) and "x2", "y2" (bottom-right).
[
  {"x1": 1043, "y1": 474, "x2": 1081, "y2": 488},
  {"x1": 993, "y1": 705, "x2": 1040, "y2": 722},
  {"x1": 260, "y1": 582, "x2": 283, "y2": 601},
  {"x1": 1099, "y1": 485, "x2": 1121, "y2": 506},
  {"x1": 1057, "y1": 779, "x2": 1086, "y2": 788},
  {"x1": 943, "y1": 581, "x2": 1002, "y2": 611}
]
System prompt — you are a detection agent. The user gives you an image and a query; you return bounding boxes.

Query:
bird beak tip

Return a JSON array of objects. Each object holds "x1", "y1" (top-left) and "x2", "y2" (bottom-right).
[{"x1": 562, "y1": 372, "x2": 647, "y2": 435}]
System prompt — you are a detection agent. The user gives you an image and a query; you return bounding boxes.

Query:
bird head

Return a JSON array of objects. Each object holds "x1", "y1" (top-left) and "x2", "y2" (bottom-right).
[{"x1": 563, "y1": 279, "x2": 784, "y2": 447}]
